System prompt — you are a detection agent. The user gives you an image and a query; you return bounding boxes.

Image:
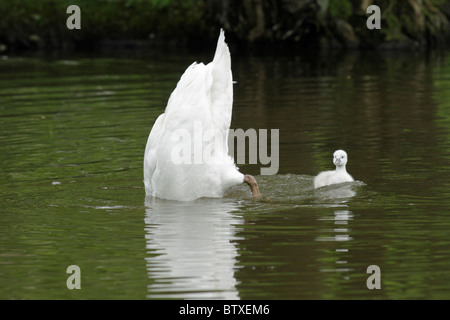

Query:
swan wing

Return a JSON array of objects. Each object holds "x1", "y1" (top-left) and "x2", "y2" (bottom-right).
[
  {"x1": 163, "y1": 29, "x2": 232, "y2": 138},
  {"x1": 164, "y1": 61, "x2": 212, "y2": 132},
  {"x1": 159, "y1": 29, "x2": 236, "y2": 170}
]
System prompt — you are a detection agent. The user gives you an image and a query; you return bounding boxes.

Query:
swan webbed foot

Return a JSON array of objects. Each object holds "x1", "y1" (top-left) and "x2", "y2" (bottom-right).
[{"x1": 244, "y1": 174, "x2": 261, "y2": 199}]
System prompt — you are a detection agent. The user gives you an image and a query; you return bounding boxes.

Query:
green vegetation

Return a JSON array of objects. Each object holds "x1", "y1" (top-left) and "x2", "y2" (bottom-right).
[
  {"x1": 329, "y1": 0, "x2": 353, "y2": 20},
  {"x1": 0, "y1": 0, "x2": 206, "y2": 51},
  {"x1": 0, "y1": 0, "x2": 449, "y2": 52}
]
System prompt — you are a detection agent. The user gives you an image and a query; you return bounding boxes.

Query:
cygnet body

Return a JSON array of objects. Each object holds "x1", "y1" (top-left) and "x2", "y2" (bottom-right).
[{"x1": 314, "y1": 150, "x2": 354, "y2": 189}]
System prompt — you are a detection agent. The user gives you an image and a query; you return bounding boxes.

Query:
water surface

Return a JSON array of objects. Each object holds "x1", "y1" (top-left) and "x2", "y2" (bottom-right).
[{"x1": 1, "y1": 49, "x2": 450, "y2": 299}]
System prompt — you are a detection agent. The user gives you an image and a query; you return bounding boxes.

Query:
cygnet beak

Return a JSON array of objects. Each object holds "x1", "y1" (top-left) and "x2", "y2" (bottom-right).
[{"x1": 334, "y1": 158, "x2": 341, "y2": 165}]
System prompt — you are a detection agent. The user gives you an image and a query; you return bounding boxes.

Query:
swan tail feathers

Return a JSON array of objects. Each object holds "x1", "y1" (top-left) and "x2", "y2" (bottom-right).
[{"x1": 210, "y1": 29, "x2": 233, "y2": 134}]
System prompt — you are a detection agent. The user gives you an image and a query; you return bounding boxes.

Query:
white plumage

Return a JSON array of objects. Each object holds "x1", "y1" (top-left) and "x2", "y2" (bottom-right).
[
  {"x1": 144, "y1": 30, "x2": 259, "y2": 201},
  {"x1": 314, "y1": 150, "x2": 354, "y2": 189}
]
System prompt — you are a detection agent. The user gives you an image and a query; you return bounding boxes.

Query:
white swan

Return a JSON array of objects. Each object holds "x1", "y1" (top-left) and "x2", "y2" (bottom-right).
[
  {"x1": 314, "y1": 150, "x2": 354, "y2": 189},
  {"x1": 143, "y1": 29, "x2": 260, "y2": 201}
]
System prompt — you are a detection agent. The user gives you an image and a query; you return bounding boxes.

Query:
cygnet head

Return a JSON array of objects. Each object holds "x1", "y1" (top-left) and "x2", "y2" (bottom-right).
[{"x1": 333, "y1": 150, "x2": 348, "y2": 167}]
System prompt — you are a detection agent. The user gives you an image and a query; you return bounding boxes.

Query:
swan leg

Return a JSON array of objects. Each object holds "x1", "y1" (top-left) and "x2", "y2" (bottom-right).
[{"x1": 244, "y1": 174, "x2": 261, "y2": 199}]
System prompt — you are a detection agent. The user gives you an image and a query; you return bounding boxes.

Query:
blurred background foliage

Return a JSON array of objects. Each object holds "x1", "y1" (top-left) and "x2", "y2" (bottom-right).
[{"x1": 0, "y1": 0, "x2": 449, "y2": 52}]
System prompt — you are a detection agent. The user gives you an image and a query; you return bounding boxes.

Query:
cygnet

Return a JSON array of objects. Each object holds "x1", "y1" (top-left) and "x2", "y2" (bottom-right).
[{"x1": 314, "y1": 150, "x2": 354, "y2": 189}]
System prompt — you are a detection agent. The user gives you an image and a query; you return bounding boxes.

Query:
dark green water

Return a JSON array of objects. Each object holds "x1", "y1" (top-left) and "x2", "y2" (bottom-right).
[{"x1": 1, "y1": 49, "x2": 450, "y2": 299}]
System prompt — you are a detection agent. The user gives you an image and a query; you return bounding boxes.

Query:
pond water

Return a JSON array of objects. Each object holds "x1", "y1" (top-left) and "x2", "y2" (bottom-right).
[{"x1": 1, "y1": 48, "x2": 450, "y2": 300}]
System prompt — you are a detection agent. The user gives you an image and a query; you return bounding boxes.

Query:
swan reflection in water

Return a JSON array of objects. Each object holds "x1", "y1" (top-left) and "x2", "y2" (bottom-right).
[{"x1": 144, "y1": 197, "x2": 243, "y2": 299}]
